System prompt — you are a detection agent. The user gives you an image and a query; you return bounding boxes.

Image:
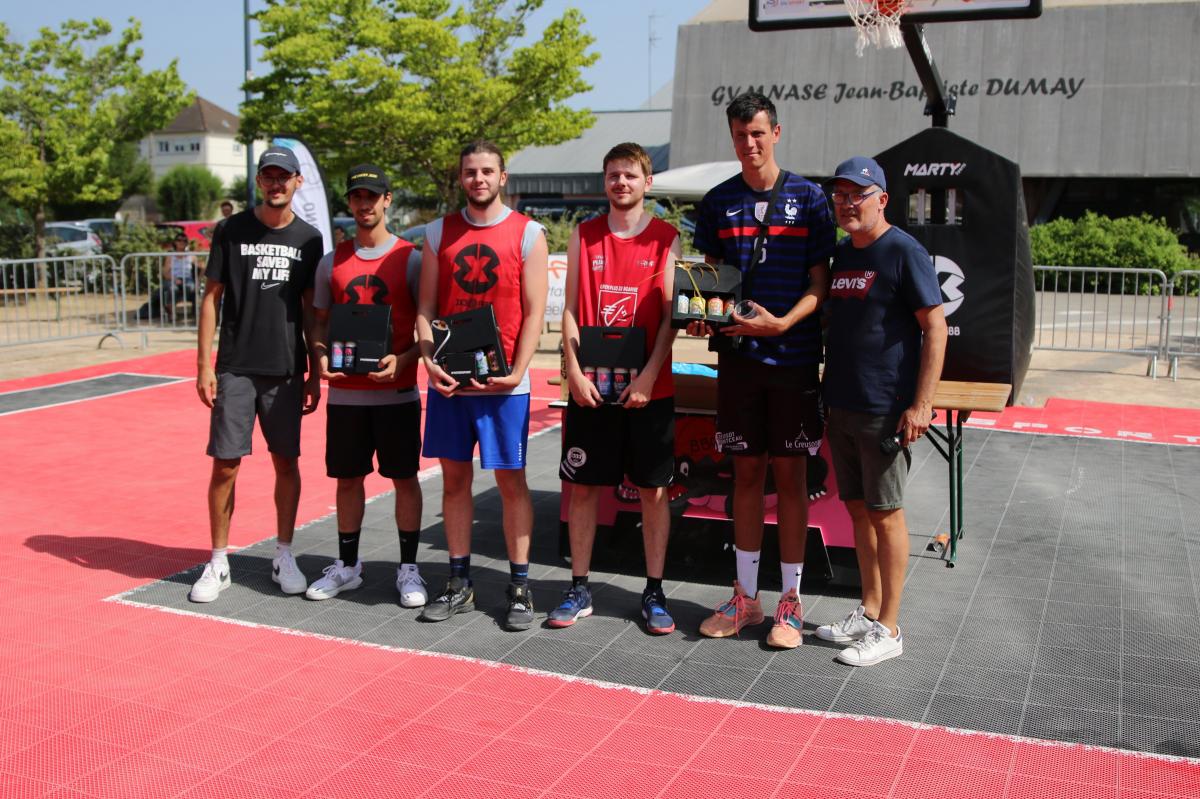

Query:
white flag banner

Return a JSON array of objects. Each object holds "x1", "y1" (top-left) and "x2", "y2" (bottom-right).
[{"x1": 273, "y1": 136, "x2": 333, "y2": 253}]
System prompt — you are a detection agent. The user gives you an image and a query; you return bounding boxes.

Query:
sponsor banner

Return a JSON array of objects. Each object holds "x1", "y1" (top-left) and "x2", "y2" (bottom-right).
[
  {"x1": 545, "y1": 253, "x2": 567, "y2": 325},
  {"x1": 273, "y1": 136, "x2": 333, "y2": 253},
  {"x1": 962, "y1": 399, "x2": 1200, "y2": 446}
]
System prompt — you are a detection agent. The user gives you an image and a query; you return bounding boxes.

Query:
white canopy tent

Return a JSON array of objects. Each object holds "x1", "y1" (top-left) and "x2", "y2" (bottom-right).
[{"x1": 648, "y1": 161, "x2": 741, "y2": 201}]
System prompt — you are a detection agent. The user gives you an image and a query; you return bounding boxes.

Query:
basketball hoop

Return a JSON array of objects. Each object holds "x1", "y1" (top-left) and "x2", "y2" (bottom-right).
[{"x1": 845, "y1": 0, "x2": 912, "y2": 56}]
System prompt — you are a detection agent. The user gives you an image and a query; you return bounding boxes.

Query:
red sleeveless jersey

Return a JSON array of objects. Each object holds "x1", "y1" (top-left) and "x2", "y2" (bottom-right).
[
  {"x1": 436, "y1": 210, "x2": 531, "y2": 368},
  {"x1": 576, "y1": 215, "x2": 678, "y2": 400},
  {"x1": 329, "y1": 238, "x2": 418, "y2": 390}
]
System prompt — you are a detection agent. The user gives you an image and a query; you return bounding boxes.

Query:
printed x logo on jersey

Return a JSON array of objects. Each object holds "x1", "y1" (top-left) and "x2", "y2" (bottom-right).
[
  {"x1": 452, "y1": 243, "x2": 501, "y2": 294},
  {"x1": 344, "y1": 274, "x2": 390, "y2": 304}
]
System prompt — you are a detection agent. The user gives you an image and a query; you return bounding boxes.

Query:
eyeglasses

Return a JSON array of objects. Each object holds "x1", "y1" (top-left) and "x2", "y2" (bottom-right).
[
  {"x1": 830, "y1": 190, "x2": 880, "y2": 207},
  {"x1": 258, "y1": 173, "x2": 295, "y2": 186}
]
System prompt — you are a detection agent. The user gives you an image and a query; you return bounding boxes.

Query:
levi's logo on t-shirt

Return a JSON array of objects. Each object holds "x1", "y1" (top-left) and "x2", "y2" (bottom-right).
[
  {"x1": 830, "y1": 270, "x2": 877, "y2": 300},
  {"x1": 598, "y1": 285, "x2": 638, "y2": 326}
]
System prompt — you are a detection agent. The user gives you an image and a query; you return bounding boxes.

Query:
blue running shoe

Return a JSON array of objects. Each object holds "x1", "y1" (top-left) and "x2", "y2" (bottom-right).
[
  {"x1": 642, "y1": 589, "x2": 675, "y2": 635},
  {"x1": 547, "y1": 584, "x2": 593, "y2": 628}
]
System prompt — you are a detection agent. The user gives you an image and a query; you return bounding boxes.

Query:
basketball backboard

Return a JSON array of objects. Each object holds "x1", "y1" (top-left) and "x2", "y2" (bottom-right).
[{"x1": 749, "y1": 0, "x2": 1042, "y2": 32}]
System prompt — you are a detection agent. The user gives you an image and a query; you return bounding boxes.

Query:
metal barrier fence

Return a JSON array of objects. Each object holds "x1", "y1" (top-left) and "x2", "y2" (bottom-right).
[
  {"x1": 118, "y1": 252, "x2": 208, "y2": 334},
  {"x1": 0, "y1": 255, "x2": 123, "y2": 347},
  {"x1": 1165, "y1": 269, "x2": 1200, "y2": 379},
  {"x1": 1032, "y1": 265, "x2": 1170, "y2": 376}
]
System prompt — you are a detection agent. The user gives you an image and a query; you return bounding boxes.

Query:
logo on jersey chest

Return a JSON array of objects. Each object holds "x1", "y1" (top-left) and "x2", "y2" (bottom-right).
[
  {"x1": 598, "y1": 287, "x2": 638, "y2": 327},
  {"x1": 591, "y1": 255, "x2": 605, "y2": 271},
  {"x1": 343, "y1": 274, "x2": 390, "y2": 304},
  {"x1": 452, "y1": 243, "x2": 501, "y2": 294},
  {"x1": 830, "y1": 270, "x2": 877, "y2": 300}
]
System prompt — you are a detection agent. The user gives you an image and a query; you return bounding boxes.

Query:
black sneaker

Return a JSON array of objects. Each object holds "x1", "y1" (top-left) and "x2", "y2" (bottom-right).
[
  {"x1": 419, "y1": 577, "x2": 475, "y2": 622},
  {"x1": 505, "y1": 583, "x2": 535, "y2": 631}
]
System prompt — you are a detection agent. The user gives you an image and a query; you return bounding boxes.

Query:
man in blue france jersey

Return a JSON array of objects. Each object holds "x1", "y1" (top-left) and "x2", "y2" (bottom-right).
[
  {"x1": 815, "y1": 156, "x2": 946, "y2": 666},
  {"x1": 690, "y1": 92, "x2": 835, "y2": 648}
]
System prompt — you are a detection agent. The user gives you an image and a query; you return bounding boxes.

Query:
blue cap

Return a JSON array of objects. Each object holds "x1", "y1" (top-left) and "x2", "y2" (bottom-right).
[
  {"x1": 257, "y1": 146, "x2": 301, "y2": 175},
  {"x1": 828, "y1": 156, "x2": 886, "y2": 191}
]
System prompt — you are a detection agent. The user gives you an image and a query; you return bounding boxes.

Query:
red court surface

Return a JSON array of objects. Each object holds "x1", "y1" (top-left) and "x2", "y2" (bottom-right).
[{"x1": 1, "y1": 349, "x2": 1198, "y2": 798}]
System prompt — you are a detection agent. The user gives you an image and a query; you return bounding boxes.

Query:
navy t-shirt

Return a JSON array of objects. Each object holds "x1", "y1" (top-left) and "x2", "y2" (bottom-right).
[
  {"x1": 693, "y1": 171, "x2": 835, "y2": 367},
  {"x1": 823, "y1": 226, "x2": 943, "y2": 415}
]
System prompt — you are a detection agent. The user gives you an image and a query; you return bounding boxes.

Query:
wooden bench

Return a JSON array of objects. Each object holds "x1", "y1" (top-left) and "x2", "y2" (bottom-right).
[{"x1": 0, "y1": 284, "x2": 83, "y2": 320}]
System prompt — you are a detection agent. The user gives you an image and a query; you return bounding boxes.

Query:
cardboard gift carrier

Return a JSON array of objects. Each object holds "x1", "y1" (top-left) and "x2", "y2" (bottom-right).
[
  {"x1": 577, "y1": 326, "x2": 646, "y2": 405},
  {"x1": 671, "y1": 262, "x2": 743, "y2": 330},
  {"x1": 329, "y1": 303, "x2": 392, "y2": 374},
  {"x1": 431, "y1": 304, "x2": 510, "y2": 387}
]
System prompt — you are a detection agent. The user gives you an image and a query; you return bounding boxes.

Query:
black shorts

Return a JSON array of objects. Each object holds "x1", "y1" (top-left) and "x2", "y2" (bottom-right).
[
  {"x1": 716, "y1": 353, "x2": 822, "y2": 457},
  {"x1": 207, "y1": 372, "x2": 304, "y2": 459},
  {"x1": 560, "y1": 396, "x2": 675, "y2": 488},
  {"x1": 325, "y1": 401, "x2": 421, "y2": 479}
]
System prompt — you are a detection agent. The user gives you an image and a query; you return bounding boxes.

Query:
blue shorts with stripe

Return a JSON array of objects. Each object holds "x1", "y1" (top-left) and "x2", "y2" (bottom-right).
[{"x1": 422, "y1": 391, "x2": 530, "y2": 470}]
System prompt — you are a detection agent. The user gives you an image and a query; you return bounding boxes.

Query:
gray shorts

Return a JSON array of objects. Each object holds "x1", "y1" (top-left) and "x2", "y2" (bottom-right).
[
  {"x1": 826, "y1": 406, "x2": 910, "y2": 511},
  {"x1": 207, "y1": 372, "x2": 304, "y2": 460}
]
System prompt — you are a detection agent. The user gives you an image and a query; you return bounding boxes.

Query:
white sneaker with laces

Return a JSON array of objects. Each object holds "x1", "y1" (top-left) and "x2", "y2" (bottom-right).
[
  {"x1": 396, "y1": 563, "x2": 428, "y2": 608},
  {"x1": 815, "y1": 604, "x2": 874, "y2": 643},
  {"x1": 190, "y1": 562, "x2": 231, "y2": 603},
  {"x1": 305, "y1": 559, "x2": 363, "y2": 600},
  {"x1": 836, "y1": 620, "x2": 903, "y2": 667},
  {"x1": 272, "y1": 549, "x2": 308, "y2": 595}
]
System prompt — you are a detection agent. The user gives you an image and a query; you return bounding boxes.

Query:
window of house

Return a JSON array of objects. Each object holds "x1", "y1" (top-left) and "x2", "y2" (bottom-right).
[
  {"x1": 190, "y1": 141, "x2": 201, "y2": 152},
  {"x1": 157, "y1": 141, "x2": 169, "y2": 154}
]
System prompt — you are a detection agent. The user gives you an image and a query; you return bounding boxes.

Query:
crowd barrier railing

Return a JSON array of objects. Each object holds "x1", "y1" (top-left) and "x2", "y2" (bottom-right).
[
  {"x1": 1164, "y1": 269, "x2": 1200, "y2": 381},
  {"x1": 0, "y1": 255, "x2": 123, "y2": 348},
  {"x1": 118, "y1": 252, "x2": 208, "y2": 336}
]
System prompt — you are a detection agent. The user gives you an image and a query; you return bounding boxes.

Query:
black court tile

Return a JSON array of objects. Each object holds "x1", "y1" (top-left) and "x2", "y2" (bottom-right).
[
  {"x1": 0, "y1": 373, "x2": 183, "y2": 415},
  {"x1": 120, "y1": 429, "x2": 1200, "y2": 756}
]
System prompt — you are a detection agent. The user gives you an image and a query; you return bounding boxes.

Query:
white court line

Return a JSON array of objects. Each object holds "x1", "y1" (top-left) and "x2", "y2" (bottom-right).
[{"x1": 0, "y1": 373, "x2": 188, "y2": 417}]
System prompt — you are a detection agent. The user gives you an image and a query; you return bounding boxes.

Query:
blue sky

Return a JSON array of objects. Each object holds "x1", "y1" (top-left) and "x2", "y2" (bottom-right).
[{"x1": 4, "y1": 1, "x2": 712, "y2": 115}]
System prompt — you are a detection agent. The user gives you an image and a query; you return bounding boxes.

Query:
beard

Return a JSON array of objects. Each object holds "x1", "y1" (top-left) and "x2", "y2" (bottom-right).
[
  {"x1": 608, "y1": 193, "x2": 644, "y2": 212},
  {"x1": 263, "y1": 191, "x2": 292, "y2": 209},
  {"x1": 465, "y1": 185, "x2": 500, "y2": 211}
]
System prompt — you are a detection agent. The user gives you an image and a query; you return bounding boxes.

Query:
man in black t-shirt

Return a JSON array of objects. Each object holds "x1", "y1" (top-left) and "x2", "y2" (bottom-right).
[{"x1": 189, "y1": 146, "x2": 324, "y2": 603}]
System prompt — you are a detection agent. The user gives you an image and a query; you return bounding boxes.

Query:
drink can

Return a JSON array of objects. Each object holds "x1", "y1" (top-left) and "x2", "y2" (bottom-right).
[
  {"x1": 474, "y1": 349, "x2": 488, "y2": 377},
  {"x1": 486, "y1": 348, "x2": 501, "y2": 372},
  {"x1": 723, "y1": 298, "x2": 736, "y2": 316},
  {"x1": 612, "y1": 367, "x2": 629, "y2": 397},
  {"x1": 330, "y1": 341, "x2": 344, "y2": 370},
  {"x1": 583, "y1": 367, "x2": 596, "y2": 385},
  {"x1": 630, "y1": 368, "x2": 639, "y2": 381},
  {"x1": 343, "y1": 341, "x2": 356, "y2": 370},
  {"x1": 707, "y1": 296, "x2": 724, "y2": 317},
  {"x1": 595, "y1": 367, "x2": 612, "y2": 400},
  {"x1": 676, "y1": 293, "x2": 691, "y2": 315},
  {"x1": 689, "y1": 295, "x2": 705, "y2": 315}
]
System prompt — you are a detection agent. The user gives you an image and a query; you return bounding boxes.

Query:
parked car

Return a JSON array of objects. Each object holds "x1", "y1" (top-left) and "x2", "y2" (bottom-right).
[
  {"x1": 398, "y1": 224, "x2": 426, "y2": 249},
  {"x1": 78, "y1": 218, "x2": 119, "y2": 240},
  {"x1": 157, "y1": 221, "x2": 216, "y2": 249},
  {"x1": 45, "y1": 222, "x2": 102, "y2": 256}
]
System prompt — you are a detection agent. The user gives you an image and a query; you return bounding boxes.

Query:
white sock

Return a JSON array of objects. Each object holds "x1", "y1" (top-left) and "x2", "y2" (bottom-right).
[
  {"x1": 275, "y1": 541, "x2": 291, "y2": 557},
  {"x1": 211, "y1": 547, "x2": 229, "y2": 569},
  {"x1": 781, "y1": 561, "x2": 803, "y2": 596},
  {"x1": 735, "y1": 548, "x2": 761, "y2": 598}
]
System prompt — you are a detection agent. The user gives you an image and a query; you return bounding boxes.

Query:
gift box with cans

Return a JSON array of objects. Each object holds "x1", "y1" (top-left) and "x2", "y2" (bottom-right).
[
  {"x1": 430, "y1": 304, "x2": 510, "y2": 387},
  {"x1": 577, "y1": 326, "x2": 646, "y2": 405},
  {"x1": 670, "y1": 261, "x2": 743, "y2": 329},
  {"x1": 329, "y1": 303, "x2": 393, "y2": 374}
]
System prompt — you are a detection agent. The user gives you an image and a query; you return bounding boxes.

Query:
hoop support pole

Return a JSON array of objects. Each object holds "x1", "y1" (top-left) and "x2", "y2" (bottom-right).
[{"x1": 901, "y1": 22, "x2": 955, "y2": 127}]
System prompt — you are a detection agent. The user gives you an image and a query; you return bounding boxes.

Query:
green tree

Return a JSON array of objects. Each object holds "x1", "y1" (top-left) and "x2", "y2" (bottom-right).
[
  {"x1": 157, "y1": 165, "x2": 223, "y2": 220},
  {"x1": 241, "y1": 0, "x2": 598, "y2": 209},
  {"x1": 0, "y1": 18, "x2": 191, "y2": 263},
  {"x1": 50, "y1": 142, "x2": 154, "y2": 221}
]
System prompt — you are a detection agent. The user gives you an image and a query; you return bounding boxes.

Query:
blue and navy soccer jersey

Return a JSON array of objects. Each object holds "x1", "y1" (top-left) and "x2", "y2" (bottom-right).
[{"x1": 693, "y1": 171, "x2": 835, "y2": 367}]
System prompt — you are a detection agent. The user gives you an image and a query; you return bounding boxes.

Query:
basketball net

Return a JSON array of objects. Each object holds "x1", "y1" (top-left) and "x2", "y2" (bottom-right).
[{"x1": 846, "y1": 0, "x2": 912, "y2": 57}]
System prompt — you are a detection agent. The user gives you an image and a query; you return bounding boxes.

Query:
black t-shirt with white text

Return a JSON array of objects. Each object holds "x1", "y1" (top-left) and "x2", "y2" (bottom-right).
[{"x1": 205, "y1": 210, "x2": 323, "y2": 376}]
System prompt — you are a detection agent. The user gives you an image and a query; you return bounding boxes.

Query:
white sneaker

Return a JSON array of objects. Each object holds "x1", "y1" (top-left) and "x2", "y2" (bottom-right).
[
  {"x1": 815, "y1": 604, "x2": 874, "y2": 643},
  {"x1": 396, "y1": 563, "x2": 428, "y2": 608},
  {"x1": 305, "y1": 559, "x2": 363, "y2": 600},
  {"x1": 272, "y1": 549, "x2": 308, "y2": 595},
  {"x1": 189, "y1": 562, "x2": 230, "y2": 603},
  {"x1": 836, "y1": 620, "x2": 903, "y2": 667}
]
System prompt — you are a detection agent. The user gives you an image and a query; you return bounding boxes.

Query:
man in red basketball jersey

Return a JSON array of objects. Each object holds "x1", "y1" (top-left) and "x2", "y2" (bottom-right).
[
  {"x1": 306, "y1": 164, "x2": 428, "y2": 606},
  {"x1": 551, "y1": 142, "x2": 681, "y2": 634},
  {"x1": 416, "y1": 141, "x2": 549, "y2": 631}
]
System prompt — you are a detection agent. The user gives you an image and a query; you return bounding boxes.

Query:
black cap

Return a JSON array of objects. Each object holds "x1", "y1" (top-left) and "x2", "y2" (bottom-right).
[
  {"x1": 827, "y1": 156, "x2": 887, "y2": 191},
  {"x1": 257, "y1": 146, "x2": 301, "y2": 175},
  {"x1": 345, "y1": 164, "x2": 391, "y2": 195}
]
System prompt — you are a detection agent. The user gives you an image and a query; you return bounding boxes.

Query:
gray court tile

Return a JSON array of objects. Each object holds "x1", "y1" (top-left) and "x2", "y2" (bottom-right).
[
  {"x1": 1122, "y1": 681, "x2": 1200, "y2": 722},
  {"x1": 742, "y1": 671, "x2": 842, "y2": 712},
  {"x1": 1025, "y1": 672, "x2": 1120, "y2": 713},
  {"x1": 925, "y1": 693, "x2": 1023, "y2": 736},
  {"x1": 1020, "y1": 705, "x2": 1120, "y2": 748},
  {"x1": 935, "y1": 665, "x2": 1030, "y2": 704},
  {"x1": 1120, "y1": 714, "x2": 1200, "y2": 759},
  {"x1": 576, "y1": 649, "x2": 677, "y2": 689}
]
